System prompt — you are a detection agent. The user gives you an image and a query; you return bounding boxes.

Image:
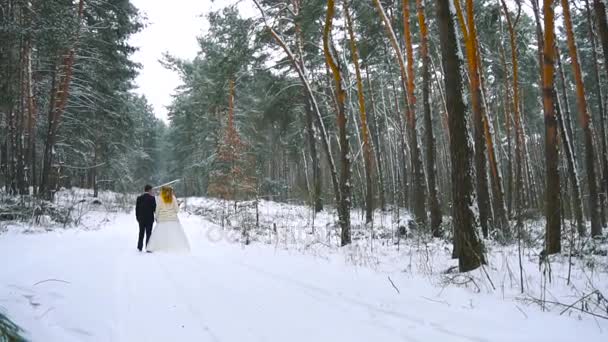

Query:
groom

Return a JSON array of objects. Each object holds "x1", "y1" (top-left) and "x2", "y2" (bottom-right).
[{"x1": 135, "y1": 184, "x2": 156, "y2": 252}]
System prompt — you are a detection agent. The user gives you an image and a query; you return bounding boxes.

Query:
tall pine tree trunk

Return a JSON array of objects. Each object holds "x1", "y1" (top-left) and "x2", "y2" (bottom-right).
[
  {"x1": 324, "y1": 0, "x2": 351, "y2": 246},
  {"x1": 418, "y1": 0, "x2": 442, "y2": 236},
  {"x1": 562, "y1": 0, "x2": 602, "y2": 237},
  {"x1": 543, "y1": 0, "x2": 562, "y2": 254},
  {"x1": 475, "y1": 29, "x2": 509, "y2": 236},
  {"x1": 366, "y1": 67, "x2": 387, "y2": 211},
  {"x1": 461, "y1": 0, "x2": 492, "y2": 237},
  {"x1": 586, "y1": 0, "x2": 608, "y2": 227},
  {"x1": 253, "y1": 0, "x2": 341, "y2": 218},
  {"x1": 24, "y1": 32, "x2": 37, "y2": 195},
  {"x1": 293, "y1": 0, "x2": 323, "y2": 213},
  {"x1": 305, "y1": 102, "x2": 323, "y2": 212},
  {"x1": 502, "y1": 0, "x2": 525, "y2": 227},
  {"x1": 39, "y1": 0, "x2": 85, "y2": 199},
  {"x1": 532, "y1": 0, "x2": 584, "y2": 235},
  {"x1": 402, "y1": 0, "x2": 428, "y2": 228},
  {"x1": 498, "y1": 17, "x2": 514, "y2": 217},
  {"x1": 593, "y1": 0, "x2": 608, "y2": 218},
  {"x1": 344, "y1": 0, "x2": 373, "y2": 224},
  {"x1": 373, "y1": 0, "x2": 426, "y2": 226},
  {"x1": 436, "y1": 0, "x2": 485, "y2": 272}
]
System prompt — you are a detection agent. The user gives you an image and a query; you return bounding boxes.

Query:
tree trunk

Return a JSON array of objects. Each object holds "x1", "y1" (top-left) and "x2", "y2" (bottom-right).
[
  {"x1": 402, "y1": 0, "x2": 428, "y2": 228},
  {"x1": 436, "y1": 0, "x2": 485, "y2": 272},
  {"x1": 543, "y1": 0, "x2": 562, "y2": 254},
  {"x1": 324, "y1": 0, "x2": 351, "y2": 246},
  {"x1": 24, "y1": 32, "x2": 37, "y2": 195},
  {"x1": 253, "y1": 0, "x2": 341, "y2": 219},
  {"x1": 586, "y1": 0, "x2": 608, "y2": 227},
  {"x1": 366, "y1": 67, "x2": 387, "y2": 211},
  {"x1": 344, "y1": 0, "x2": 373, "y2": 224},
  {"x1": 293, "y1": 0, "x2": 322, "y2": 213},
  {"x1": 39, "y1": 0, "x2": 85, "y2": 199},
  {"x1": 562, "y1": 0, "x2": 602, "y2": 237},
  {"x1": 593, "y1": 0, "x2": 608, "y2": 222},
  {"x1": 474, "y1": 29, "x2": 509, "y2": 236},
  {"x1": 531, "y1": 0, "x2": 584, "y2": 236},
  {"x1": 373, "y1": 0, "x2": 426, "y2": 225},
  {"x1": 502, "y1": 0, "x2": 525, "y2": 228},
  {"x1": 555, "y1": 85, "x2": 584, "y2": 235},
  {"x1": 498, "y1": 16, "x2": 514, "y2": 217},
  {"x1": 417, "y1": 0, "x2": 442, "y2": 236},
  {"x1": 305, "y1": 101, "x2": 323, "y2": 212},
  {"x1": 461, "y1": 0, "x2": 491, "y2": 237}
]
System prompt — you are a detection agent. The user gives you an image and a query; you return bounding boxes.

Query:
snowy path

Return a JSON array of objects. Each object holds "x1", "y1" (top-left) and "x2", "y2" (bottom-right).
[{"x1": 1, "y1": 212, "x2": 605, "y2": 341}]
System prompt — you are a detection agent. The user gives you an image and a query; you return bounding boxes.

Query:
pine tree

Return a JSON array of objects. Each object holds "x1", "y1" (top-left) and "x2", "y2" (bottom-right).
[
  {"x1": 542, "y1": 0, "x2": 562, "y2": 254},
  {"x1": 208, "y1": 79, "x2": 256, "y2": 202},
  {"x1": 324, "y1": 0, "x2": 352, "y2": 246},
  {"x1": 436, "y1": 0, "x2": 486, "y2": 272},
  {"x1": 561, "y1": 0, "x2": 602, "y2": 237}
]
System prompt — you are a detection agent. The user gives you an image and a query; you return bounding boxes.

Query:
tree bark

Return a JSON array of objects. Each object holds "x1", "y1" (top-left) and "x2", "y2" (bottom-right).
[
  {"x1": 39, "y1": 0, "x2": 85, "y2": 199},
  {"x1": 292, "y1": 0, "x2": 323, "y2": 213},
  {"x1": 502, "y1": 0, "x2": 525, "y2": 228},
  {"x1": 586, "y1": 0, "x2": 608, "y2": 227},
  {"x1": 344, "y1": 0, "x2": 373, "y2": 224},
  {"x1": 366, "y1": 67, "x2": 387, "y2": 211},
  {"x1": 593, "y1": 0, "x2": 608, "y2": 222},
  {"x1": 252, "y1": 0, "x2": 341, "y2": 218},
  {"x1": 417, "y1": 0, "x2": 442, "y2": 236},
  {"x1": 562, "y1": 0, "x2": 602, "y2": 237},
  {"x1": 324, "y1": 0, "x2": 351, "y2": 246},
  {"x1": 436, "y1": 0, "x2": 485, "y2": 272},
  {"x1": 543, "y1": 0, "x2": 562, "y2": 254},
  {"x1": 461, "y1": 0, "x2": 492, "y2": 237},
  {"x1": 402, "y1": 0, "x2": 428, "y2": 228},
  {"x1": 373, "y1": 0, "x2": 426, "y2": 226}
]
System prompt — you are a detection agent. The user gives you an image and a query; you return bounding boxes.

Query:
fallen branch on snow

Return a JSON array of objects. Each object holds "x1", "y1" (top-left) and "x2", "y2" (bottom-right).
[
  {"x1": 520, "y1": 293, "x2": 608, "y2": 320},
  {"x1": 33, "y1": 279, "x2": 71, "y2": 286},
  {"x1": 387, "y1": 276, "x2": 400, "y2": 294}
]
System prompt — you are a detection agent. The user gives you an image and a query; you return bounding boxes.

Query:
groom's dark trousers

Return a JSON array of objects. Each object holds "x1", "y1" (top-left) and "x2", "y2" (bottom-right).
[{"x1": 135, "y1": 192, "x2": 156, "y2": 251}]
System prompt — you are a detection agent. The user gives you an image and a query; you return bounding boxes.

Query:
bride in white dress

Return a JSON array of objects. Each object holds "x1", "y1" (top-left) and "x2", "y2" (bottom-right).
[{"x1": 146, "y1": 186, "x2": 191, "y2": 253}]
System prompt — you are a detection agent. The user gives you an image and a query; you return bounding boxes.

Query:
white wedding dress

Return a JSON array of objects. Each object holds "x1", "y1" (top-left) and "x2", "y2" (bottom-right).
[{"x1": 146, "y1": 195, "x2": 191, "y2": 253}]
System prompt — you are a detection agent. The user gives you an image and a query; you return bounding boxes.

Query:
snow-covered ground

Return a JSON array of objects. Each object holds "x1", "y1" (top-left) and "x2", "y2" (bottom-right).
[{"x1": 1, "y1": 193, "x2": 607, "y2": 341}]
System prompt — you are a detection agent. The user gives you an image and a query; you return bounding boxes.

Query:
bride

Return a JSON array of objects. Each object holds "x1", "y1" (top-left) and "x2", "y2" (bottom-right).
[{"x1": 147, "y1": 186, "x2": 191, "y2": 253}]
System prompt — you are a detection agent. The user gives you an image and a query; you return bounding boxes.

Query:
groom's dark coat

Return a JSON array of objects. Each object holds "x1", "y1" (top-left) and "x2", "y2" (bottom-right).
[
  {"x1": 136, "y1": 193, "x2": 156, "y2": 224},
  {"x1": 135, "y1": 192, "x2": 156, "y2": 251}
]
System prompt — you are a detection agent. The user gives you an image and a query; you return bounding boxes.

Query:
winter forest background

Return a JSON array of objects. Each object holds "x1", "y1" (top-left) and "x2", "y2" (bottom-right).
[{"x1": 2, "y1": 0, "x2": 608, "y2": 333}]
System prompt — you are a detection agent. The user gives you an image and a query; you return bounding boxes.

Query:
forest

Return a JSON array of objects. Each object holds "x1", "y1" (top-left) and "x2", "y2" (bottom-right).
[{"x1": 2, "y1": 0, "x2": 608, "y2": 275}]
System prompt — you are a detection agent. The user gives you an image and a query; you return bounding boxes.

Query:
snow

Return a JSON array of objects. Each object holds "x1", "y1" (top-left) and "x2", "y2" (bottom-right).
[{"x1": 1, "y1": 196, "x2": 607, "y2": 341}]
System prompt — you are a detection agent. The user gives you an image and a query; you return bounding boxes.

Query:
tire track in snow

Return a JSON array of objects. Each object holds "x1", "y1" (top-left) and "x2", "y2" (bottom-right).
[
  {"x1": 154, "y1": 255, "x2": 221, "y2": 342},
  {"x1": 185, "y1": 250, "x2": 424, "y2": 342},
  {"x1": 226, "y1": 257, "x2": 489, "y2": 342},
  {"x1": 183, "y1": 217, "x2": 490, "y2": 342}
]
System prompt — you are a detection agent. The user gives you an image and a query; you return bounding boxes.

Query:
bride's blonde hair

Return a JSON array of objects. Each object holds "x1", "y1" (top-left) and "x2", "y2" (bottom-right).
[{"x1": 160, "y1": 186, "x2": 173, "y2": 204}]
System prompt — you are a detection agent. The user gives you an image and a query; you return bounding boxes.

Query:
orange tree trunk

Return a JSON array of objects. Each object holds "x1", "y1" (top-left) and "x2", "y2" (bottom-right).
[
  {"x1": 561, "y1": 0, "x2": 602, "y2": 237},
  {"x1": 462, "y1": 0, "x2": 492, "y2": 237},
  {"x1": 39, "y1": 0, "x2": 85, "y2": 199},
  {"x1": 532, "y1": 0, "x2": 585, "y2": 236},
  {"x1": 252, "y1": 0, "x2": 341, "y2": 215},
  {"x1": 543, "y1": 0, "x2": 561, "y2": 254},
  {"x1": 501, "y1": 0, "x2": 525, "y2": 226},
  {"x1": 344, "y1": 0, "x2": 373, "y2": 224},
  {"x1": 417, "y1": 0, "x2": 442, "y2": 236},
  {"x1": 324, "y1": 0, "x2": 351, "y2": 246},
  {"x1": 372, "y1": 0, "x2": 427, "y2": 226},
  {"x1": 402, "y1": 0, "x2": 427, "y2": 227}
]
